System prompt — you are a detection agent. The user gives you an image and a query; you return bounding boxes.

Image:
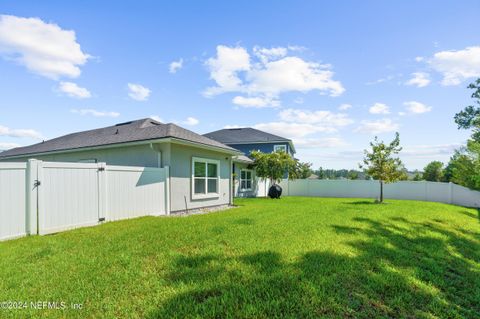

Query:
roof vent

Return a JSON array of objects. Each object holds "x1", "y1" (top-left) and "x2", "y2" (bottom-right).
[
  {"x1": 115, "y1": 121, "x2": 133, "y2": 126},
  {"x1": 227, "y1": 128, "x2": 242, "y2": 131}
]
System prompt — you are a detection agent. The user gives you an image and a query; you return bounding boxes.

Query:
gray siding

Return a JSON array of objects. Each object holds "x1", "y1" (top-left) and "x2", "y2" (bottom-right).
[
  {"x1": 165, "y1": 143, "x2": 231, "y2": 212},
  {"x1": 0, "y1": 144, "x2": 161, "y2": 167}
]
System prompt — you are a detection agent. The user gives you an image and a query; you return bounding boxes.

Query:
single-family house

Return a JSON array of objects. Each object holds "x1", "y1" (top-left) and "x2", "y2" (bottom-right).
[
  {"x1": 0, "y1": 118, "x2": 242, "y2": 213},
  {"x1": 204, "y1": 128, "x2": 295, "y2": 197}
]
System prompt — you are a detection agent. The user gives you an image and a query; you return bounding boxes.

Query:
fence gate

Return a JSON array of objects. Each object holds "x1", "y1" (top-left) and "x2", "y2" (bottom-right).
[{"x1": 37, "y1": 162, "x2": 104, "y2": 235}]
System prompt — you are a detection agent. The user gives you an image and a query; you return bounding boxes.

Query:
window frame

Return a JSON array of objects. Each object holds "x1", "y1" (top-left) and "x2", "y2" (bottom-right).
[
  {"x1": 274, "y1": 144, "x2": 287, "y2": 153},
  {"x1": 191, "y1": 157, "x2": 220, "y2": 200},
  {"x1": 240, "y1": 169, "x2": 253, "y2": 191}
]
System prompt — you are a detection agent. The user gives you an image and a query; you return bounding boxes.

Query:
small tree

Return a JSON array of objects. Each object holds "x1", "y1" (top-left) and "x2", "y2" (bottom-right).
[
  {"x1": 422, "y1": 161, "x2": 444, "y2": 182},
  {"x1": 360, "y1": 132, "x2": 407, "y2": 203},
  {"x1": 250, "y1": 150, "x2": 298, "y2": 185},
  {"x1": 291, "y1": 161, "x2": 313, "y2": 179},
  {"x1": 347, "y1": 170, "x2": 359, "y2": 180},
  {"x1": 412, "y1": 170, "x2": 423, "y2": 181}
]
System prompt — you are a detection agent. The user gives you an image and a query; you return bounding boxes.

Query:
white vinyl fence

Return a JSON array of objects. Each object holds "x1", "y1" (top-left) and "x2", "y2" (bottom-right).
[
  {"x1": 0, "y1": 163, "x2": 28, "y2": 241},
  {"x1": 0, "y1": 160, "x2": 169, "y2": 241},
  {"x1": 279, "y1": 179, "x2": 480, "y2": 208}
]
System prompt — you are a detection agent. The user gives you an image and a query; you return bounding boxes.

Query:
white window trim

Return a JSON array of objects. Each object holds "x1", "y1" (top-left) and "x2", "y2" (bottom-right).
[
  {"x1": 274, "y1": 144, "x2": 287, "y2": 153},
  {"x1": 191, "y1": 157, "x2": 220, "y2": 200},
  {"x1": 78, "y1": 158, "x2": 97, "y2": 163},
  {"x1": 240, "y1": 169, "x2": 253, "y2": 191}
]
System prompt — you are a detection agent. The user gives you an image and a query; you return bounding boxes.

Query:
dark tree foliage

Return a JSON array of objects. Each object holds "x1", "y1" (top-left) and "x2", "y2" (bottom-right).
[
  {"x1": 454, "y1": 78, "x2": 480, "y2": 141},
  {"x1": 447, "y1": 78, "x2": 480, "y2": 190},
  {"x1": 314, "y1": 168, "x2": 364, "y2": 180},
  {"x1": 422, "y1": 161, "x2": 444, "y2": 182}
]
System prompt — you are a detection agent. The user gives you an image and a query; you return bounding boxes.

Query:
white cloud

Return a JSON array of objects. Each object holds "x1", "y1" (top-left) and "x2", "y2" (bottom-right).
[
  {"x1": 253, "y1": 46, "x2": 288, "y2": 63},
  {"x1": 402, "y1": 143, "x2": 460, "y2": 159},
  {"x1": 169, "y1": 58, "x2": 183, "y2": 74},
  {"x1": 150, "y1": 115, "x2": 164, "y2": 122},
  {"x1": 403, "y1": 101, "x2": 432, "y2": 114},
  {"x1": 127, "y1": 83, "x2": 151, "y2": 101},
  {"x1": 429, "y1": 46, "x2": 480, "y2": 85},
  {"x1": 405, "y1": 72, "x2": 430, "y2": 88},
  {"x1": 71, "y1": 109, "x2": 119, "y2": 117},
  {"x1": 295, "y1": 137, "x2": 348, "y2": 149},
  {"x1": 0, "y1": 15, "x2": 90, "y2": 79},
  {"x1": 338, "y1": 103, "x2": 352, "y2": 111},
  {"x1": 0, "y1": 125, "x2": 43, "y2": 139},
  {"x1": 366, "y1": 75, "x2": 395, "y2": 85},
  {"x1": 415, "y1": 56, "x2": 424, "y2": 62},
  {"x1": 251, "y1": 108, "x2": 353, "y2": 140},
  {"x1": 182, "y1": 117, "x2": 199, "y2": 126},
  {"x1": 204, "y1": 45, "x2": 344, "y2": 102},
  {"x1": 232, "y1": 96, "x2": 280, "y2": 108},
  {"x1": 247, "y1": 56, "x2": 344, "y2": 96},
  {"x1": 369, "y1": 103, "x2": 390, "y2": 114},
  {"x1": 355, "y1": 118, "x2": 399, "y2": 134},
  {"x1": 279, "y1": 108, "x2": 353, "y2": 126},
  {"x1": 58, "y1": 82, "x2": 91, "y2": 99},
  {"x1": 0, "y1": 142, "x2": 21, "y2": 150},
  {"x1": 204, "y1": 45, "x2": 251, "y2": 96}
]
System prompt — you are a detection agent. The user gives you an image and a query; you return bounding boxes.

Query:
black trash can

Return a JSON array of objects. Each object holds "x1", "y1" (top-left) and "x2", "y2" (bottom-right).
[{"x1": 268, "y1": 184, "x2": 283, "y2": 199}]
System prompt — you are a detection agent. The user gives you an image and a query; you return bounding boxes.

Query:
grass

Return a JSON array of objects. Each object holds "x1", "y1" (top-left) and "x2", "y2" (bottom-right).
[{"x1": 0, "y1": 197, "x2": 479, "y2": 318}]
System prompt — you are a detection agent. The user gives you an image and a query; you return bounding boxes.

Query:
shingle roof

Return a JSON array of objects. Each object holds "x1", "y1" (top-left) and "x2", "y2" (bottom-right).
[
  {"x1": 0, "y1": 118, "x2": 239, "y2": 158},
  {"x1": 204, "y1": 127, "x2": 291, "y2": 144},
  {"x1": 233, "y1": 155, "x2": 254, "y2": 163}
]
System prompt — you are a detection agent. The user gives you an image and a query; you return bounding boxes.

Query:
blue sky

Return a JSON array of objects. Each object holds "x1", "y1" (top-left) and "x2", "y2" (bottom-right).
[{"x1": 1, "y1": 1, "x2": 479, "y2": 169}]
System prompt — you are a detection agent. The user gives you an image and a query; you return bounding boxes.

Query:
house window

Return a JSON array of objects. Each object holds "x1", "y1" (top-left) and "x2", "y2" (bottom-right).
[
  {"x1": 192, "y1": 157, "x2": 220, "y2": 199},
  {"x1": 274, "y1": 145, "x2": 287, "y2": 153},
  {"x1": 240, "y1": 169, "x2": 253, "y2": 191}
]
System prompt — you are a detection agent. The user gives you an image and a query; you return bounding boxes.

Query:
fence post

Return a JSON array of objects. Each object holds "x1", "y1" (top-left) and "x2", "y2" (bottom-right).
[
  {"x1": 97, "y1": 162, "x2": 107, "y2": 222},
  {"x1": 448, "y1": 182, "x2": 453, "y2": 204},
  {"x1": 164, "y1": 166, "x2": 170, "y2": 215},
  {"x1": 36, "y1": 160, "x2": 44, "y2": 235},
  {"x1": 26, "y1": 159, "x2": 39, "y2": 235}
]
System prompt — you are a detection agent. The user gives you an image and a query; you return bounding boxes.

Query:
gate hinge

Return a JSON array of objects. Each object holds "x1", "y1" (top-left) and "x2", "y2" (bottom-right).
[
  {"x1": 98, "y1": 167, "x2": 105, "y2": 172},
  {"x1": 33, "y1": 180, "x2": 41, "y2": 187}
]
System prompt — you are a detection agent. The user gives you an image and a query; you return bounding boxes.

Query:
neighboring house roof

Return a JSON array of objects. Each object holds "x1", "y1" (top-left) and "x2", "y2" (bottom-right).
[
  {"x1": 307, "y1": 173, "x2": 319, "y2": 179},
  {"x1": 204, "y1": 127, "x2": 296, "y2": 153},
  {"x1": 0, "y1": 118, "x2": 240, "y2": 159},
  {"x1": 233, "y1": 155, "x2": 254, "y2": 164}
]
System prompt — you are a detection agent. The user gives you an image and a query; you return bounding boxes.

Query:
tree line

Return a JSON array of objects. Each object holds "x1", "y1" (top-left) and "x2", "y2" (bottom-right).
[{"x1": 249, "y1": 78, "x2": 480, "y2": 202}]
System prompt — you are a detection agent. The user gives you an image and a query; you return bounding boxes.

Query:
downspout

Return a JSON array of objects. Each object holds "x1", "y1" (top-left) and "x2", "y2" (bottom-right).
[
  {"x1": 150, "y1": 143, "x2": 169, "y2": 214},
  {"x1": 149, "y1": 143, "x2": 162, "y2": 167}
]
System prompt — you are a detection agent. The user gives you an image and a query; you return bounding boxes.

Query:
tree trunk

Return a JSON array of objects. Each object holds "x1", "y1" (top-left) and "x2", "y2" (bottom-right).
[{"x1": 379, "y1": 180, "x2": 384, "y2": 203}]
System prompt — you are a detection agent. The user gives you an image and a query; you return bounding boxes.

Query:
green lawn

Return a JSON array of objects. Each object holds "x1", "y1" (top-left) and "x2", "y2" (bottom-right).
[{"x1": 0, "y1": 197, "x2": 479, "y2": 318}]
